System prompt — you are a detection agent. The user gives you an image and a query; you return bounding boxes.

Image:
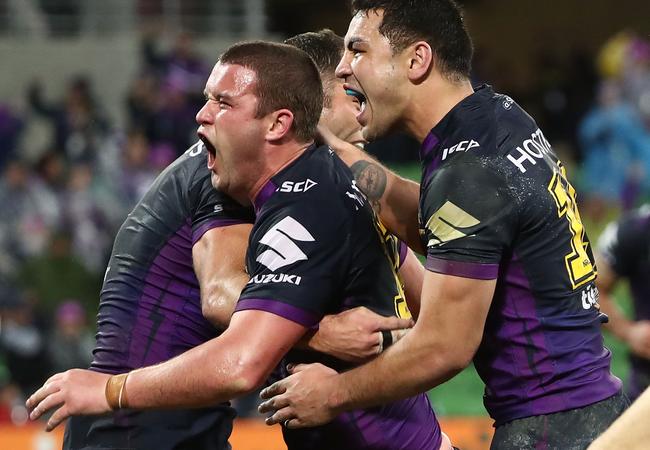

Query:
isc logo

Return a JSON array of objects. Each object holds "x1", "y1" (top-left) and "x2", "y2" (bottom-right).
[
  {"x1": 442, "y1": 140, "x2": 480, "y2": 160},
  {"x1": 278, "y1": 179, "x2": 318, "y2": 193}
]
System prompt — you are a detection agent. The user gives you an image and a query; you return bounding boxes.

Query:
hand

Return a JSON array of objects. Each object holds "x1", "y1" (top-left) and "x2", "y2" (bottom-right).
[
  {"x1": 627, "y1": 321, "x2": 650, "y2": 359},
  {"x1": 308, "y1": 306, "x2": 413, "y2": 363},
  {"x1": 26, "y1": 369, "x2": 112, "y2": 431},
  {"x1": 259, "y1": 363, "x2": 340, "y2": 428}
]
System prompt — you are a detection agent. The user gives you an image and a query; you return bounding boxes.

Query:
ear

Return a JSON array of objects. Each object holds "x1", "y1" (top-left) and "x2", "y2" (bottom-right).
[
  {"x1": 265, "y1": 109, "x2": 294, "y2": 141},
  {"x1": 406, "y1": 41, "x2": 433, "y2": 82}
]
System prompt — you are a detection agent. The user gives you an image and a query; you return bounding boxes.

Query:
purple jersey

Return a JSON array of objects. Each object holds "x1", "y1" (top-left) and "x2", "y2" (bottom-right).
[
  {"x1": 74, "y1": 142, "x2": 254, "y2": 450},
  {"x1": 92, "y1": 141, "x2": 253, "y2": 373},
  {"x1": 235, "y1": 145, "x2": 440, "y2": 450},
  {"x1": 418, "y1": 85, "x2": 621, "y2": 425}
]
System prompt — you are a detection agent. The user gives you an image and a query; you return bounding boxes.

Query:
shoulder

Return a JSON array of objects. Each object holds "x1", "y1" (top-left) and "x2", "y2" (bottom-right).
[{"x1": 261, "y1": 146, "x2": 358, "y2": 217}]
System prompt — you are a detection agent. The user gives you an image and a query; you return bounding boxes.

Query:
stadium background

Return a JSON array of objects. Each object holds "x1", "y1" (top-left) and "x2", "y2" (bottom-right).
[{"x1": 0, "y1": 1, "x2": 649, "y2": 448}]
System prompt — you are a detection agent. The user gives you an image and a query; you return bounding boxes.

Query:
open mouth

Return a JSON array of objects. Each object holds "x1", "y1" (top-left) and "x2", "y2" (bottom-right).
[
  {"x1": 344, "y1": 86, "x2": 367, "y2": 122},
  {"x1": 345, "y1": 87, "x2": 366, "y2": 109},
  {"x1": 198, "y1": 134, "x2": 217, "y2": 159}
]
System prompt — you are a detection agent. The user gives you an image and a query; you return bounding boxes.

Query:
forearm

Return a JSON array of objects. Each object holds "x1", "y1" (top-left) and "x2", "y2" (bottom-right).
[
  {"x1": 589, "y1": 387, "x2": 650, "y2": 449},
  {"x1": 328, "y1": 323, "x2": 464, "y2": 411},
  {"x1": 326, "y1": 272, "x2": 491, "y2": 411},
  {"x1": 124, "y1": 333, "x2": 263, "y2": 409}
]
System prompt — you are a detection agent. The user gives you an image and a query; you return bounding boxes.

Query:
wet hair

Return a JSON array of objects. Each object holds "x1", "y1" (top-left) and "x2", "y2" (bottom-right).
[
  {"x1": 285, "y1": 29, "x2": 345, "y2": 108},
  {"x1": 219, "y1": 41, "x2": 324, "y2": 142},
  {"x1": 351, "y1": 0, "x2": 473, "y2": 80}
]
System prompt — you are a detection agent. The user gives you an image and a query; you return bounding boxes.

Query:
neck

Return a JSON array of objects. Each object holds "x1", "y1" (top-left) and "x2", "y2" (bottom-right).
[
  {"x1": 249, "y1": 141, "x2": 313, "y2": 203},
  {"x1": 403, "y1": 76, "x2": 474, "y2": 143}
]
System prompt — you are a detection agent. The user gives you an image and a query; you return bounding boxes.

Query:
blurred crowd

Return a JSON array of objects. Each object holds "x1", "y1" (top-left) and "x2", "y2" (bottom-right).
[
  {"x1": 2, "y1": 28, "x2": 650, "y2": 424},
  {"x1": 577, "y1": 32, "x2": 650, "y2": 218},
  {"x1": 0, "y1": 32, "x2": 210, "y2": 423}
]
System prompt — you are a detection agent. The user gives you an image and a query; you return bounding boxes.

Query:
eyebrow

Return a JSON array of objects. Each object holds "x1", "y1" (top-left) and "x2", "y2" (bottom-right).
[
  {"x1": 346, "y1": 37, "x2": 366, "y2": 50},
  {"x1": 203, "y1": 90, "x2": 234, "y2": 102}
]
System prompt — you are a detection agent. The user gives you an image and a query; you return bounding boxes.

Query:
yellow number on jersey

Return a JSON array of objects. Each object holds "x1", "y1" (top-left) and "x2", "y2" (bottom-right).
[
  {"x1": 547, "y1": 163, "x2": 596, "y2": 289},
  {"x1": 374, "y1": 218, "x2": 412, "y2": 319}
]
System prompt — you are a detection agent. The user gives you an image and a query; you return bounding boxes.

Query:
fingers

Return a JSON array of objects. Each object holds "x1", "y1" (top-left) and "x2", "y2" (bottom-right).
[
  {"x1": 258, "y1": 394, "x2": 291, "y2": 414},
  {"x1": 26, "y1": 380, "x2": 61, "y2": 412},
  {"x1": 375, "y1": 315, "x2": 414, "y2": 331},
  {"x1": 287, "y1": 363, "x2": 313, "y2": 375},
  {"x1": 46, "y1": 405, "x2": 70, "y2": 432},
  {"x1": 260, "y1": 381, "x2": 287, "y2": 400},
  {"x1": 264, "y1": 406, "x2": 295, "y2": 426},
  {"x1": 29, "y1": 391, "x2": 64, "y2": 421}
]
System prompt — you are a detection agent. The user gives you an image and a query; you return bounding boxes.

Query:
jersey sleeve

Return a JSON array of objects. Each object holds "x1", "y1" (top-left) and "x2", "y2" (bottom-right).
[
  {"x1": 191, "y1": 176, "x2": 255, "y2": 245},
  {"x1": 597, "y1": 219, "x2": 636, "y2": 277},
  {"x1": 421, "y1": 161, "x2": 517, "y2": 279},
  {"x1": 235, "y1": 197, "x2": 350, "y2": 328}
]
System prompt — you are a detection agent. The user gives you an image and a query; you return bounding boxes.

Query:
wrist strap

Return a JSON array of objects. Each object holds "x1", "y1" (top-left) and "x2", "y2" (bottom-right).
[{"x1": 105, "y1": 373, "x2": 130, "y2": 410}]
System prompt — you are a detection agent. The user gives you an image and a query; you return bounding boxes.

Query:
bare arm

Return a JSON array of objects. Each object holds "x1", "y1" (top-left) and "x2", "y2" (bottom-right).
[
  {"x1": 326, "y1": 271, "x2": 493, "y2": 408},
  {"x1": 302, "y1": 307, "x2": 413, "y2": 363},
  {"x1": 192, "y1": 223, "x2": 252, "y2": 329},
  {"x1": 588, "y1": 386, "x2": 650, "y2": 450},
  {"x1": 596, "y1": 253, "x2": 650, "y2": 359},
  {"x1": 319, "y1": 125, "x2": 423, "y2": 253},
  {"x1": 260, "y1": 270, "x2": 495, "y2": 425},
  {"x1": 124, "y1": 310, "x2": 305, "y2": 408},
  {"x1": 398, "y1": 248, "x2": 425, "y2": 319},
  {"x1": 27, "y1": 310, "x2": 306, "y2": 429}
]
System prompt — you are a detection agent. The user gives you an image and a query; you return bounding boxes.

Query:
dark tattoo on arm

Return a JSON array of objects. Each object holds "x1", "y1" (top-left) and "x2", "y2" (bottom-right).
[{"x1": 350, "y1": 160, "x2": 388, "y2": 213}]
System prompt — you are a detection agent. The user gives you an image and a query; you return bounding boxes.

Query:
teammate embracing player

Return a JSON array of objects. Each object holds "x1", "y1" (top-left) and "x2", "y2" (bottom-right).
[
  {"x1": 259, "y1": 1, "x2": 626, "y2": 449},
  {"x1": 28, "y1": 41, "x2": 450, "y2": 449}
]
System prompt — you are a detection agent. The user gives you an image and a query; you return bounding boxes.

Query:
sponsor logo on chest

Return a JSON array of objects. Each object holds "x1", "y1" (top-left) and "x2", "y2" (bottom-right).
[
  {"x1": 248, "y1": 273, "x2": 302, "y2": 285},
  {"x1": 442, "y1": 140, "x2": 480, "y2": 160},
  {"x1": 277, "y1": 179, "x2": 318, "y2": 193}
]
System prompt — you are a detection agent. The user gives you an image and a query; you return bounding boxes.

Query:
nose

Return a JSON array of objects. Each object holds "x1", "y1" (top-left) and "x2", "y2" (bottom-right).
[
  {"x1": 195, "y1": 101, "x2": 213, "y2": 125},
  {"x1": 335, "y1": 51, "x2": 353, "y2": 79}
]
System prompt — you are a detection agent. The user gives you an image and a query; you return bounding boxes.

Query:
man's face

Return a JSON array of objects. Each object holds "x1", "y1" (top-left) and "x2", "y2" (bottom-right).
[
  {"x1": 336, "y1": 9, "x2": 411, "y2": 141},
  {"x1": 196, "y1": 62, "x2": 265, "y2": 203},
  {"x1": 320, "y1": 77, "x2": 365, "y2": 146}
]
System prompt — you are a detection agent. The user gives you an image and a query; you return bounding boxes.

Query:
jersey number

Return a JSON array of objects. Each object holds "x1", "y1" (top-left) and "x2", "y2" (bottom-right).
[
  {"x1": 374, "y1": 219, "x2": 411, "y2": 319},
  {"x1": 547, "y1": 164, "x2": 596, "y2": 289}
]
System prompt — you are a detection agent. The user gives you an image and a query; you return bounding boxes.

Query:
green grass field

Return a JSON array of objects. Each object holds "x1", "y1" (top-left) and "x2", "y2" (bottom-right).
[{"x1": 390, "y1": 162, "x2": 634, "y2": 417}]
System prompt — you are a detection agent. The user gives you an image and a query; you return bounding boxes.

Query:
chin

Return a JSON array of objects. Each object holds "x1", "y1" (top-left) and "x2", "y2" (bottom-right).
[{"x1": 361, "y1": 125, "x2": 380, "y2": 143}]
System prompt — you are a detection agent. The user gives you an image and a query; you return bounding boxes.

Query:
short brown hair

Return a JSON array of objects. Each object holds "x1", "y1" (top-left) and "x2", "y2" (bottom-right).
[
  {"x1": 284, "y1": 29, "x2": 344, "y2": 108},
  {"x1": 219, "y1": 41, "x2": 324, "y2": 142}
]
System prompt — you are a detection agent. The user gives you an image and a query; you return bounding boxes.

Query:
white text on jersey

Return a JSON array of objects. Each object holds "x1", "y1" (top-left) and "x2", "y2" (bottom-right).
[
  {"x1": 248, "y1": 273, "x2": 302, "y2": 286},
  {"x1": 278, "y1": 179, "x2": 318, "y2": 193},
  {"x1": 442, "y1": 140, "x2": 480, "y2": 160},
  {"x1": 506, "y1": 128, "x2": 553, "y2": 173}
]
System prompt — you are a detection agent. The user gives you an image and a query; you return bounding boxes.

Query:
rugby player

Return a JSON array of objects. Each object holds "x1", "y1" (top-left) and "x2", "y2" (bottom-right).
[
  {"x1": 58, "y1": 32, "x2": 416, "y2": 449},
  {"x1": 258, "y1": 1, "x2": 626, "y2": 448},
  {"x1": 596, "y1": 205, "x2": 650, "y2": 400},
  {"x1": 60, "y1": 139, "x2": 410, "y2": 450},
  {"x1": 285, "y1": 28, "x2": 425, "y2": 316},
  {"x1": 28, "y1": 41, "x2": 450, "y2": 450}
]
